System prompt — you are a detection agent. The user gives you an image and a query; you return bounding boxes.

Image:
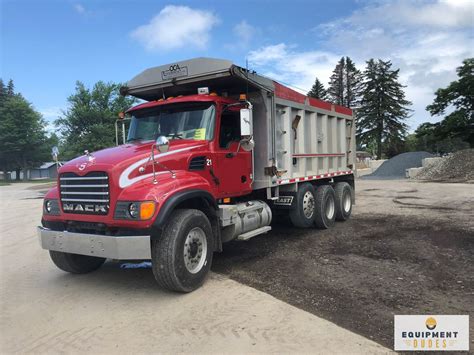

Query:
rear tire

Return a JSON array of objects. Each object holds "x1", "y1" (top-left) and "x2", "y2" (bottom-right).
[
  {"x1": 152, "y1": 209, "x2": 213, "y2": 293},
  {"x1": 289, "y1": 183, "x2": 316, "y2": 228},
  {"x1": 314, "y1": 185, "x2": 336, "y2": 229},
  {"x1": 49, "y1": 251, "x2": 106, "y2": 274},
  {"x1": 334, "y1": 182, "x2": 353, "y2": 221}
]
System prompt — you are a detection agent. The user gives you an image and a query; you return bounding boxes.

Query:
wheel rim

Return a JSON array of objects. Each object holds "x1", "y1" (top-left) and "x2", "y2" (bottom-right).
[
  {"x1": 184, "y1": 227, "x2": 207, "y2": 274},
  {"x1": 326, "y1": 196, "x2": 335, "y2": 219},
  {"x1": 302, "y1": 190, "x2": 315, "y2": 219},
  {"x1": 343, "y1": 190, "x2": 351, "y2": 213}
]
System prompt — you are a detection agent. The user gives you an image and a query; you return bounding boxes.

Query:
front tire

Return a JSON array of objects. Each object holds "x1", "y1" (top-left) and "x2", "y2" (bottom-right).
[
  {"x1": 152, "y1": 209, "x2": 213, "y2": 293},
  {"x1": 49, "y1": 251, "x2": 106, "y2": 274},
  {"x1": 314, "y1": 185, "x2": 336, "y2": 229},
  {"x1": 289, "y1": 183, "x2": 316, "y2": 228}
]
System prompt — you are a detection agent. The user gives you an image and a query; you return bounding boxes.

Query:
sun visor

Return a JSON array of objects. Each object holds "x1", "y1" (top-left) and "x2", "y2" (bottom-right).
[{"x1": 121, "y1": 57, "x2": 274, "y2": 101}]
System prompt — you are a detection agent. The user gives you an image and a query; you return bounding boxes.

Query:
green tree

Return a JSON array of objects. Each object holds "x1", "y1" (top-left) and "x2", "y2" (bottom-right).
[
  {"x1": 344, "y1": 57, "x2": 362, "y2": 108},
  {"x1": 328, "y1": 56, "x2": 362, "y2": 107},
  {"x1": 411, "y1": 121, "x2": 470, "y2": 154},
  {"x1": 307, "y1": 78, "x2": 328, "y2": 100},
  {"x1": 0, "y1": 82, "x2": 50, "y2": 180},
  {"x1": 56, "y1": 81, "x2": 137, "y2": 159},
  {"x1": 328, "y1": 58, "x2": 345, "y2": 105},
  {"x1": 0, "y1": 79, "x2": 6, "y2": 104},
  {"x1": 426, "y1": 58, "x2": 474, "y2": 147},
  {"x1": 6, "y1": 79, "x2": 15, "y2": 96},
  {"x1": 357, "y1": 59, "x2": 412, "y2": 159}
]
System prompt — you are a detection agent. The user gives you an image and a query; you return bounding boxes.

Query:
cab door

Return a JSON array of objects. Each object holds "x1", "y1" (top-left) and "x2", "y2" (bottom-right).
[{"x1": 213, "y1": 109, "x2": 252, "y2": 198}]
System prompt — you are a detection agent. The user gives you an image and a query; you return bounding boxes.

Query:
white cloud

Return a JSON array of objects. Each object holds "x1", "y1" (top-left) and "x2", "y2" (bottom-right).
[
  {"x1": 234, "y1": 20, "x2": 256, "y2": 43},
  {"x1": 130, "y1": 6, "x2": 219, "y2": 51},
  {"x1": 40, "y1": 106, "x2": 62, "y2": 120},
  {"x1": 73, "y1": 4, "x2": 85, "y2": 15},
  {"x1": 248, "y1": 0, "x2": 474, "y2": 130},
  {"x1": 40, "y1": 106, "x2": 63, "y2": 133},
  {"x1": 248, "y1": 43, "x2": 340, "y2": 94}
]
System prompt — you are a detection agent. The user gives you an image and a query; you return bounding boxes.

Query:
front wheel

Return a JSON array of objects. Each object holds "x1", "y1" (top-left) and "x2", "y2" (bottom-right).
[
  {"x1": 49, "y1": 251, "x2": 106, "y2": 274},
  {"x1": 151, "y1": 209, "x2": 213, "y2": 293}
]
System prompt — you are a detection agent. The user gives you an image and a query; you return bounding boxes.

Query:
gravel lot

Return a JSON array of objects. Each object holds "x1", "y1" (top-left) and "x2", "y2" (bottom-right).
[
  {"x1": 0, "y1": 183, "x2": 386, "y2": 354},
  {"x1": 213, "y1": 179, "x2": 474, "y2": 349},
  {"x1": 1, "y1": 179, "x2": 472, "y2": 352},
  {"x1": 362, "y1": 151, "x2": 433, "y2": 179}
]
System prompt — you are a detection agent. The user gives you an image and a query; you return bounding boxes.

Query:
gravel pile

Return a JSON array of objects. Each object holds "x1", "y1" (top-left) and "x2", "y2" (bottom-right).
[
  {"x1": 362, "y1": 151, "x2": 433, "y2": 180},
  {"x1": 415, "y1": 149, "x2": 474, "y2": 182}
]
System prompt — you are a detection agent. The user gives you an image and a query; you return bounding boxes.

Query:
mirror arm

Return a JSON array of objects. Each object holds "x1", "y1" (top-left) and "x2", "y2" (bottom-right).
[
  {"x1": 150, "y1": 144, "x2": 176, "y2": 183},
  {"x1": 223, "y1": 100, "x2": 252, "y2": 112}
]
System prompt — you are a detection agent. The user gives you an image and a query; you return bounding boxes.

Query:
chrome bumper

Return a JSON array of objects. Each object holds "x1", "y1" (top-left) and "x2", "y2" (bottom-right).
[{"x1": 37, "y1": 226, "x2": 151, "y2": 259}]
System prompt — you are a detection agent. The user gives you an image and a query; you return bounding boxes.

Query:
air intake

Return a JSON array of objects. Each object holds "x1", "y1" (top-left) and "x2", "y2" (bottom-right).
[{"x1": 189, "y1": 156, "x2": 206, "y2": 171}]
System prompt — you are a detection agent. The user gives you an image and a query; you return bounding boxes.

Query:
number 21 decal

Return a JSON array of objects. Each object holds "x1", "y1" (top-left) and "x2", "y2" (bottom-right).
[{"x1": 206, "y1": 158, "x2": 212, "y2": 166}]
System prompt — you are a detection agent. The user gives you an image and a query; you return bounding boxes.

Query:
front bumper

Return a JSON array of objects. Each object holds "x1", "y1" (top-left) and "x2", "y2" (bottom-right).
[{"x1": 37, "y1": 226, "x2": 151, "y2": 259}]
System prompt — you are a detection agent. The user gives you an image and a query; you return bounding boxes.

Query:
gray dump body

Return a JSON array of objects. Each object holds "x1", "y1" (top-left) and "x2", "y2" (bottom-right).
[{"x1": 122, "y1": 57, "x2": 355, "y2": 191}]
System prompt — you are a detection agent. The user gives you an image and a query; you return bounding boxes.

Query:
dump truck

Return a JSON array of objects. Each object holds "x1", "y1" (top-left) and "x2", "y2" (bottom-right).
[{"x1": 38, "y1": 58, "x2": 355, "y2": 292}]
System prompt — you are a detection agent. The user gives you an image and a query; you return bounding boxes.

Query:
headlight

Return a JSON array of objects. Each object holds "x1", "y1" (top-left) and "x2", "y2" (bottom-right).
[
  {"x1": 115, "y1": 201, "x2": 156, "y2": 220},
  {"x1": 44, "y1": 199, "x2": 60, "y2": 215},
  {"x1": 128, "y1": 203, "x2": 139, "y2": 218}
]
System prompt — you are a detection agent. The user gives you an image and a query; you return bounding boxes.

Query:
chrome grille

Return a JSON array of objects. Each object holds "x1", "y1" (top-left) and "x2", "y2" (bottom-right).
[{"x1": 60, "y1": 172, "x2": 110, "y2": 215}]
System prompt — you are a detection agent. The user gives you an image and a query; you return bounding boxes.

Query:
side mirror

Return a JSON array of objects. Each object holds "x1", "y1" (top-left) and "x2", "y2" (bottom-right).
[
  {"x1": 155, "y1": 135, "x2": 169, "y2": 153},
  {"x1": 240, "y1": 108, "x2": 253, "y2": 137}
]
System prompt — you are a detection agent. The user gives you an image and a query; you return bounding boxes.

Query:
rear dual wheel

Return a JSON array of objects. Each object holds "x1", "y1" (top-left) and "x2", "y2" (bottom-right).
[
  {"x1": 290, "y1": 182, "x2": 353, "y2": 230},
  {"x1": 289, "y1": 183, "x2": 336, "y2": 229},
  {"x1": 314, "y1": 185, "x2": 336, "y2": 229},
  {"x1": 334, "y1": 182, "x2": 353, "y2": 221},
  {"x1": 289, "y1": 183, "x2": 316, "y2": 228}
]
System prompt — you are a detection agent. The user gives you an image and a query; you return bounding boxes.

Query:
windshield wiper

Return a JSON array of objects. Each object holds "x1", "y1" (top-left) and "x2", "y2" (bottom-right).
[{"x1": 166, "y1": 133, "x2": 184, "y2": 140}]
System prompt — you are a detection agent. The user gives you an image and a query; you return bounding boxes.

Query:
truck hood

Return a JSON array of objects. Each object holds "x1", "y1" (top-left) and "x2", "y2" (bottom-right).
[{"x1": 59, "y1": 140, "x2": 207, "y2": 189}]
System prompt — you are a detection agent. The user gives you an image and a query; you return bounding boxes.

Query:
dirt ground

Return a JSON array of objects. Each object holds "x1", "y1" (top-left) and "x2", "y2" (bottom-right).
[
  {"x1": 0, "y1": 183, "x2": 387, "y2": 354},
  {"x1": 212, "y1": 179, "x2": 474, "y2": 349},
  {"x1": 1, "y1": 180, "x2": 472, "y2": 353}
]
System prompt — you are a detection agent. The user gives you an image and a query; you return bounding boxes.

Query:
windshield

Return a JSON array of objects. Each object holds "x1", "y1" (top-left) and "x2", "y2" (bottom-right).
[{"x1": 127, "y1": 102, "x2": 215, "y2": 142}]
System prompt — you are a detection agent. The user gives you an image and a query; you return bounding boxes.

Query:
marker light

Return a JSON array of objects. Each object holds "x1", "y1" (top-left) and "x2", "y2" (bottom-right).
[
  {"x1": 198, "y1": 87, "x2": 209, "y2": 95},
  {"x1": 140, "y1": 201, "x2": 156, "y2": 220},
  {"x1": 239, "y1": 94, "x2": 247, "y2": 101}
]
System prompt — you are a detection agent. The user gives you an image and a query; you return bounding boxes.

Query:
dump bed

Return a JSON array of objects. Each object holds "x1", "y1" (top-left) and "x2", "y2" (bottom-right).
[{"x1": 122, "y1": 57, "x2": 355, "y2": 191}]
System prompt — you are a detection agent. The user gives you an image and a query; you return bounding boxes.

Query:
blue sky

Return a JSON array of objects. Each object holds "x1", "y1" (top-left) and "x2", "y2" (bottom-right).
[{"x1": 2, "y1": 0, "x2": 473, "y2": 132}]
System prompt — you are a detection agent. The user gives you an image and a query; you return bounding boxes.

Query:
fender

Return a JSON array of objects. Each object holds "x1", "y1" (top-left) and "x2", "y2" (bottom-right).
[
  {"x1": 152, "y1": 189, "x2": 218, "y2": 231},
  {"x1": 151, "y1": 189, "x2": 222, "y2": 251}
]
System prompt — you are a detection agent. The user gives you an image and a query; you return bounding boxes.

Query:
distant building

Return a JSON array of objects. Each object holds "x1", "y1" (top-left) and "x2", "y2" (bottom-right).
[
  {"x1": 10, "y1": 162, "x2": 62, "y2": 180},
  {"x1": 356, "y1": 151, "x2": 372, "y2": 162}
]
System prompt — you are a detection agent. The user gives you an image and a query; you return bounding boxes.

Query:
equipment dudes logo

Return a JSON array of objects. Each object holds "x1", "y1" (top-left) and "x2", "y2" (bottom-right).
[{"x1": 394, "y1": 315, "x2": 469, "y2": 351}]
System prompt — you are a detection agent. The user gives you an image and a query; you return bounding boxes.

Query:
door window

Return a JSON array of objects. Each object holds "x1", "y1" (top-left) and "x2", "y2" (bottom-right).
[{"x1": 219, "y1": 110, "x2": 241, "y2": 148}]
